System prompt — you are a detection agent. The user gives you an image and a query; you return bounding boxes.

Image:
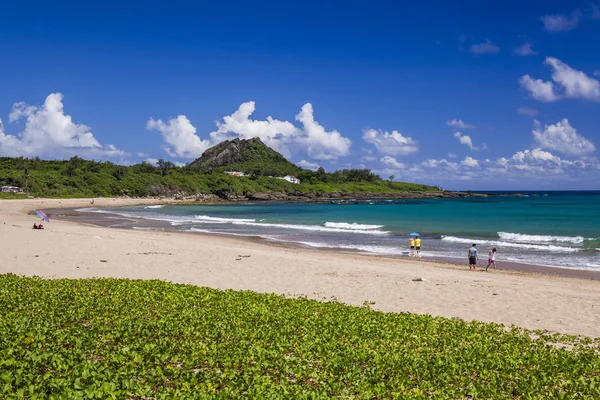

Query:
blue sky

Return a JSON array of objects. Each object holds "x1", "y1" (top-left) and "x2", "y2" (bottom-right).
[{"x1": 1, "y1": 0, "x2": 599, "y2": 190}]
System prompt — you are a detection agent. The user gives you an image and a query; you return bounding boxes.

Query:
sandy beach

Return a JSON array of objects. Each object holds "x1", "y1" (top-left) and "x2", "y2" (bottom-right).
[{"x1": 1, "y1": 198, "x2": 599, "y2": 338}]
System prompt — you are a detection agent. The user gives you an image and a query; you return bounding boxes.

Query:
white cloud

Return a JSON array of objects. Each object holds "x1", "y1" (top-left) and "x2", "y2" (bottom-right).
[
  {"x1": 461, "y1": 156, "x2": 479, "y2": 168},
  {"x1": 146, "y1": 115, "x2": 211, "y2": 159},
  {"x1": 517, "y1": 107, "x2": 540, "y2": 117},
  {"x1": 545, "y1": 57, "x2": 600, "y2": 101},
  {"x1": 144, "y1": 158, "x2": 159, "y2": 166},
  {"x1": 136, "y1": 152, "x2": 149, "y2": 158},
  {"x1": 0, "y1": 93, "x2": 126, "y2": 159},
  {"x1": 363, "y1": 129, "x2": 419, "y2": 156},
  {"x1": 298, "y1": 159, "x2": 320, "y2": 171},
  {"x1": 361, "y1": 155, "x2": 378, "y2": 162},
  {"x1": 447, "y1": 152, "x2": 457, "y2": 159},
  {"x1": 470, "y1": 39, "x2": 500, "y2": 54},
  {"x1": 380, "y1": 156, "x2": 406, "y2": 169},
  {"x1": 514, "y1": 41, "x2": 539, "y2": 56},
  {"x1": 541, "y1": 11, "x2": 581, "y2": 32},
  {"x1": 205, "y1": 101, "x2": 351, "y2": 161},
  {"x1": 447, "y1": 118, "x2": 475, "y2": 129},
  {"x1": 209, "y1": 101, "x2": 297, "y2": 157},
  {"x1": 421, "y1": 158, "x2": 459, "y2": 170},
  {"x1": 519, "y1": 75, "x2": 559, "y2": 102},
  {"x1": 510, "y1": 148, "x2": 563, "y2": 164},
  {"x1": 294, "y1": 103, "x2": 352, "y2": 161},
  {"x1": 520, "y1": 57, "x2": 600, "y2": 102},
  {"x1": 454, "y1": 132, "x2": 486, "y2": 150},
  {"x1": 532, "y1": 119, "x2": 595, "y2": 156}
]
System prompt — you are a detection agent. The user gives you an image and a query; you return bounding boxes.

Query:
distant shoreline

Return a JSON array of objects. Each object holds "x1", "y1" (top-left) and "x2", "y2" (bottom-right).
[{"x1": 48, "y1": 205, "x2": 600, "y2": 281}]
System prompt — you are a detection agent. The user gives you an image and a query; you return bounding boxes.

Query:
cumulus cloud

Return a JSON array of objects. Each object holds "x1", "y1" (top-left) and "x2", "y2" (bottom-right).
[
  {"x1": 146, "y1": 115, "x2": 211, "y2": 159},
  {"x1": 0, "y1": 93, "x2": 126, "y2": 159},
  {"x1": 519, "y1": 75, "x2": 560, "y2": 102},
  {"x1": 541, "y1": 11, "x2": 581, "y2": 32},
  {"x1": 545, "y1": 57, "x2": 600, "y2": 101},
  {"x1": 520, "y1": 57, "x2": 600, "y2": 102},
  {"x1": 421, "y1": 158, "x2": 458, "y2": 170},
  {"x1": 447, "y1": 119, "x2": 475, "y2": 129},
  {"x1": 294, "y1": 103, "x2": 352, "y2": 161},
  {"x1": 532, "y1": 119, "x2": 595, "y2": 156},
  {"x1": 461, "y1": 156, "x2": 479, "y2": 168},
  {"x1": 209, "y1": 101, "x2": 297, "y2": 157},
  {"x1": 297, "y1": 159, "x2": 320, "y2": 171},
  {"x1": 470, "y1": 39, "x2": 500, "y2": 54},
  {"x1": 149, "y1": 102, "x2": 351, "y2": 161},
  {"x1": 453, "y1": 132, "x2": 486, "y2": 150},
  {"x1": 514, "y1": 41, "x2": 539, "y2": 56},
  {"x1": 380, "y1": 156, "x2": 406, "y2": 169},
  {"x1": 363, "y1": 129, "x2": 419, "y2": 156},
  {"x1": 517, "y1": 107, "x2": 540, "y2": 117},
  {"x1": 416, "y1": 147, "x2": 597, "y2": 186}
]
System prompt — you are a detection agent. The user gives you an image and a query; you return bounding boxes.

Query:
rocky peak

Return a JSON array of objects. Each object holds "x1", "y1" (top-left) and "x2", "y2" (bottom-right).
[{"x1": 189, "y1": 138, "x2": 268, "y2": 169}]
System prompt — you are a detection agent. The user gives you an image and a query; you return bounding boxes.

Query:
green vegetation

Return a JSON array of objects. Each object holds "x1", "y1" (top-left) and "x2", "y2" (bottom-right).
[
  {"x1": 0, "y1": 275, "x2": 598, "y2": 399},
  {"x1": 0, "y1": 192, "x2": 28, "y2": 199},
  {"x1": 0, "y1": 156, "x2": 437, "y2": 198}
]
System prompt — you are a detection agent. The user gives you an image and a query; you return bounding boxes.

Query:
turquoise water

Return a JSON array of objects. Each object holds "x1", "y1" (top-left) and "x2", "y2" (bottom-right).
[{"x1": 84, "y1": 191, "x2": 600, "y2": 271}]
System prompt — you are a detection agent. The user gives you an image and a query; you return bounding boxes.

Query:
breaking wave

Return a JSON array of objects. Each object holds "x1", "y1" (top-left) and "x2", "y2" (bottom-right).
[
  {"x1": 442, "y1": 236, "x2": 579, "y2": 253},
  {"x1": 324, "y1": 222, "x2": 384, "y2": 230},
  {"x1": 194, "y1": 215, "x2": 256, "y2": 223},
  {"x1": 498, "y1": 232, "x2": 584, "y2": 244}
]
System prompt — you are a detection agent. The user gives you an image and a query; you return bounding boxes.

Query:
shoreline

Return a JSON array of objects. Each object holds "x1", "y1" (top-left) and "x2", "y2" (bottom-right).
[
  {"x1": 48, "y1": 204, "x2": 600, "y2": 281},
  {"x1": 2, "y1": 197, "x2": 600, "y2": 337}
]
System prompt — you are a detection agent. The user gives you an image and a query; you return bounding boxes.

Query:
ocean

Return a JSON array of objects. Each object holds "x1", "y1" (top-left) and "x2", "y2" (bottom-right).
[{"x1": 80, "y1": 191, "x2": 600, "y2": 271}]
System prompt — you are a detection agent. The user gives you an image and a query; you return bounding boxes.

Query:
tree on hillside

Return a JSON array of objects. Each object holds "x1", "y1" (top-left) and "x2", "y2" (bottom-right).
[{"x1": 157, "y1": 159, "x2": 176, "y2": 176}]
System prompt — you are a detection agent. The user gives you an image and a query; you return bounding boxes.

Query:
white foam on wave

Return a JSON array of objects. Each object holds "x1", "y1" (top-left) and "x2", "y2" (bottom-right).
[
  {"x1": 324, "y1": 222, "x2": 384, "y2": 230},
  {"x1": 297, "y1": 241, "x2": 406, "y2": 254},
  {"x1": 498, "y1": 232, "x2": 584, "y2": 244},
  {"x1": 442, "y1": 236, "x2": 579, "y2": 253},
  {"x1": 194, "y1": 215, "x2": 256, "y2": 223},
  {"x1": 144, "y1": 205, "x2": 164, "y2": 209},
  {"x1": 229, "y1": 221, "x2": 389, "y2": 235}
]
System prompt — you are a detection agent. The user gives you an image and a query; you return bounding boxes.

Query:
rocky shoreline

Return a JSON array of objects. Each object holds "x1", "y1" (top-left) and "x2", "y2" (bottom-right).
[{"x1": 169, "y1": 190, "x2": 527, "y2": 202}]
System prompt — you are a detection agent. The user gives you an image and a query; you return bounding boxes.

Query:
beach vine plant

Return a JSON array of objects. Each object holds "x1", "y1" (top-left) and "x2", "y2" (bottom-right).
[{"x1": 0, "y1": 274, "x2": 598, "y2": 399}]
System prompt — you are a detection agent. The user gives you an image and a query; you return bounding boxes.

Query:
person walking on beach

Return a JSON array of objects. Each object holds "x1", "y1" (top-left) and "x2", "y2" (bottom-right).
[
  {"x1": 468, "y1": 243, "x2": 478, "y2": 271},
  {"x1": 415, "y1": 237, "x2": 421, "y2": 256},
  {"x1": 409, "y1": 237, "x2": 415, "y2": 256},
  {"x1": 486, "y1": 248, "x2": 497, "y2": 271}
]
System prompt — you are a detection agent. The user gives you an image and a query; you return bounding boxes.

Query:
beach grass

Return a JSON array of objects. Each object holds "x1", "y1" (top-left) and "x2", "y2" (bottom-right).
[
  {"x1": 1, "y1": 274, "x2": 598, "y2": 399},
  {"x1": 0, "y1": 193, "x2": 28, "y2": 199}
]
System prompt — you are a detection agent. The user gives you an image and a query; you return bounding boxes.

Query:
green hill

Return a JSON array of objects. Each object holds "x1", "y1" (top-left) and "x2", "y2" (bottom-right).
[
  {"x1": 0, "y1": 139, "x2": 440, "y2": 198},
  {"x1": 188, "y1": 137, "x2": 301, "y2": 177}
]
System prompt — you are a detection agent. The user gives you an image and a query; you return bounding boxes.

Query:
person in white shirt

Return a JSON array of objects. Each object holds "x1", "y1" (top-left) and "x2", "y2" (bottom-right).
[{"x1": 486, "y1": 248, "x2": 497, "y2": 271}]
